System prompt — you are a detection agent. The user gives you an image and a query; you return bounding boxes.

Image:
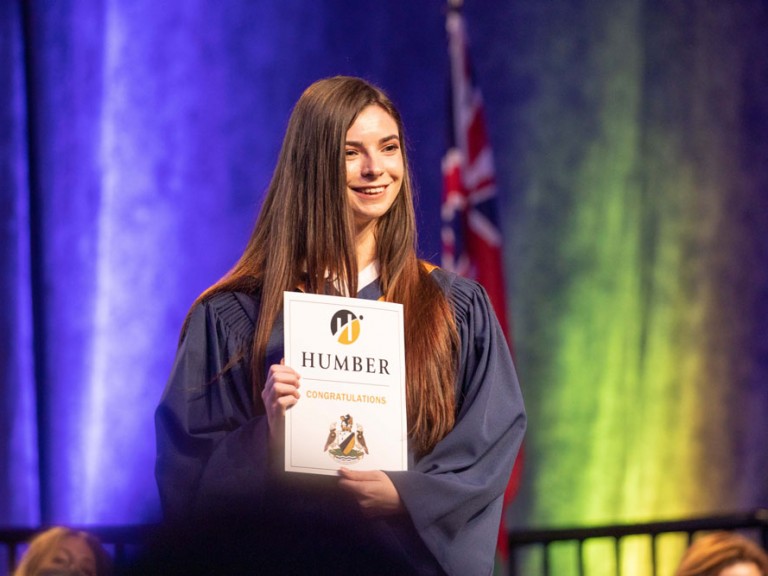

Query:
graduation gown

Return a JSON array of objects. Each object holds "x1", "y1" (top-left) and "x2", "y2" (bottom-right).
[{"x1": 155, "y1": 267, "x2": 526, "y2": 576}]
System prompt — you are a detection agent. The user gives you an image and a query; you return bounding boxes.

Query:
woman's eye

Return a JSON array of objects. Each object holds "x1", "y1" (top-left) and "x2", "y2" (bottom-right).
[{"x1": 345, "y1": 149, "x2": 357, "y2": 157}]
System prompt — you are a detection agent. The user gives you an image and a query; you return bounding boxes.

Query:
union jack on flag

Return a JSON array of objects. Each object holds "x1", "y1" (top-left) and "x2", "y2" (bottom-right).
[
  {"x1": 441, "y1": 6, "x2": 523, "y2": 572},
  {"x1": 441, "y1": 8, "x2": 509, "y2": 337}
]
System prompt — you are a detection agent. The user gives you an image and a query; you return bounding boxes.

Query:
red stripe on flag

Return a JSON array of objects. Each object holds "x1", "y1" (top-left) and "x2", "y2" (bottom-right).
[
  {"x1": 467, "y1": 106, "x2": 490, "y2": 165},
  {"x1": 442, "y1": 7, "x2": 523, "y2": 572}
]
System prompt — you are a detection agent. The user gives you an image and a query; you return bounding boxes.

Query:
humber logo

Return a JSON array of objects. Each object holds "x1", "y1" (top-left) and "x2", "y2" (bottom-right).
[
  {"x1": 301, "y1": 309, "x2": 387, "y2": 374},
  {"x1": 330, "y1": 309, "x2": 362, "y2": 345}
]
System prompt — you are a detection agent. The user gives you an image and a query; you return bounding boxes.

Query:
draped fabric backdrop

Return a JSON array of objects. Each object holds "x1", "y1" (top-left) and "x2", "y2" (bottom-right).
[
  {"x1": 1, "y1": 0, "x2": 448, "y2": 528},
  {"x1": 2, "y1": 1, "x2": 767, "y2": 574},
  {"x1": 502, "y1": 0, "x2": 768, "y2": 573}
]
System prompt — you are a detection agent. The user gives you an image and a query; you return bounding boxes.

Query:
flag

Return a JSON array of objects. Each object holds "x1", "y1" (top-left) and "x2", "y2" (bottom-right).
[{"x1": 441, "y1": 5, "x2": 524, "y2": 573}]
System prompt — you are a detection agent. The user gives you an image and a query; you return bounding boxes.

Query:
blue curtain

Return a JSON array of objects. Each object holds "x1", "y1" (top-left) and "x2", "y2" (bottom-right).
[
  {"x1": 1, "y1": 0, "x2": 39, "y2": 528},
  {"x1": 0, "y1": 0, "x2": 456, "y2": 526}
]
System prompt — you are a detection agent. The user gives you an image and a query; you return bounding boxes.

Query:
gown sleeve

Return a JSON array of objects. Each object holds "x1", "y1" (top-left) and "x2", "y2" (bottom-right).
[
  {"x1": 386, "y1": 272, "x2": 527, "y2": 576},
  {"x1": 154, "y1": 293, "x2": 272, "y2": 520}
]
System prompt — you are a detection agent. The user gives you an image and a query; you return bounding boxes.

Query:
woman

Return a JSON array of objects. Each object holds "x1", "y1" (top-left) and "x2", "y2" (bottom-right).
[
  {"x1": 13, "y1": 526, "x2": 112, "y2": 576},
  {"x1": 155, "y1": 76, "x2": 526, "y2": 576},
  {"x1": 675, "y1": 532, "x2": 768, "y2": 576}
]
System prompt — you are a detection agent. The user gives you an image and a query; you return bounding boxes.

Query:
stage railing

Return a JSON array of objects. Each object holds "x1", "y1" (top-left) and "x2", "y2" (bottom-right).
[
  {"x1": 507, "y1": 509, "x2": 768, "y2": 576},
  {"x1": 2, "y1": 510, "x2": 767, "y2": 575}
]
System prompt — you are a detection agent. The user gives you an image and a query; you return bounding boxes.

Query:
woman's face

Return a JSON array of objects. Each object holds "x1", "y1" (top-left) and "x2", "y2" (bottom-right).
[
  {"x1": 38, "y1": 534, "x2": 97, "y2": 576},
  {"x1": 344, "y1": 105, "x2": 404, "y2": 233},
  {"x1": 720, "y1": 562, "x2": 763, "y2": 576}
]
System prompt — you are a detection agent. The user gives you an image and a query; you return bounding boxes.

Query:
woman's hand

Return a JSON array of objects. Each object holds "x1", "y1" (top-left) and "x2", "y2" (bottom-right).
[
  {"x1": 337, "y1": 468, "x2": 405, "y2": 517},
  {"x1": 261, "y1": 361, "x2": 301, "y2": 439}
]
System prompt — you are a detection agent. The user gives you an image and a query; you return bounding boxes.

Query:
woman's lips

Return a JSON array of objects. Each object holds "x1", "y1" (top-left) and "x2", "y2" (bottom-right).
[{"x1": 351, "y1": 185, "x2": 388, "y2": 195}]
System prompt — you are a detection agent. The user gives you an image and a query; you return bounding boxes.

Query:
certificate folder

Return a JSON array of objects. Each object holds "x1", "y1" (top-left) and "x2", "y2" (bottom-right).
[{"x1": 283, "y1": 291, "x2": 408, "y2": 475}]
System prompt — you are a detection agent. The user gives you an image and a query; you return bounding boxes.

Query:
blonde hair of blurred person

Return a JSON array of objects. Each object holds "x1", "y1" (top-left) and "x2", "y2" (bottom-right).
[
  {"x1": 676, "y1": 531, "x2": 768, "y2": 576},
  {"x1": 13, "y1": 526, "x2": 112, "y2": 576}
]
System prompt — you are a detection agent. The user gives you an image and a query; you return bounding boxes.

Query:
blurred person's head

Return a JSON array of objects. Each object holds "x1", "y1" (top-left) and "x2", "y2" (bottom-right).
[
  {"x1": 676, "y1": 531, "x2": 768, "y2": 576},
  {"x1": 13, "y1": 526, "x2": 112, "y2": 576}
]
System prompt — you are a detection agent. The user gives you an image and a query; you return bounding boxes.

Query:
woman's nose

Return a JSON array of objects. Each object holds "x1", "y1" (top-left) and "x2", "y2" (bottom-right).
[{"x1": 362, "y1": 155, "x2": 383, "y2": 177}]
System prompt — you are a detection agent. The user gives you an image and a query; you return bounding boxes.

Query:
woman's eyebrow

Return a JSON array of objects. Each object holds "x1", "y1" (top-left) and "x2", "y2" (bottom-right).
[{"x1": 345, "y1": 134, "x2": 399, "y2": 147}]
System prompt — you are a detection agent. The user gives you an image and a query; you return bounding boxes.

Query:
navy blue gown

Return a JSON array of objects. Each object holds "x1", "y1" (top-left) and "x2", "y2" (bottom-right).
[{"x1": 155, "y1": 267, "x2": 526, "y2": 576}]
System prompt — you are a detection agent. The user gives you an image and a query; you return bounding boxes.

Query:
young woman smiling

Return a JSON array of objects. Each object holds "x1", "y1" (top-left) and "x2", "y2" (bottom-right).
[{"x1": 155, "y1": 76, "x2": 525, "y2": 576}]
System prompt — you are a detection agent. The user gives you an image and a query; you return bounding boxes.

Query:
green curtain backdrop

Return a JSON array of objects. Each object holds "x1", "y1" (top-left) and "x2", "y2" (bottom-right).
[{"x1": 501, "y1": 0, "x2": 768, "y2": 572}]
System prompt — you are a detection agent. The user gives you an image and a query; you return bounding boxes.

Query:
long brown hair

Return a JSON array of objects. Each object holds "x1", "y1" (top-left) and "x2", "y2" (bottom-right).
[{"x1": 197, "y1": 76, "x2": 458, "y2": 456}]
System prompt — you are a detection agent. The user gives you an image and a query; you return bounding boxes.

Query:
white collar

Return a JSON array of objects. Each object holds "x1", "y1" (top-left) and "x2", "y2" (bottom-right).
[
  {"x1": 357, "y1": 260, "x2": 380, "y2": 289},
  {"x1": 330, "y1": 261, "x2": 380, "y2": 297}
]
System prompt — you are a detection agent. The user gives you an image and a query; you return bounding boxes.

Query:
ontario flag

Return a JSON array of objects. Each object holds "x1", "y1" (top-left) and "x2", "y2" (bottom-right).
[{"x1": 441, "y1": 6, "x2": 523, "y2": 574}]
